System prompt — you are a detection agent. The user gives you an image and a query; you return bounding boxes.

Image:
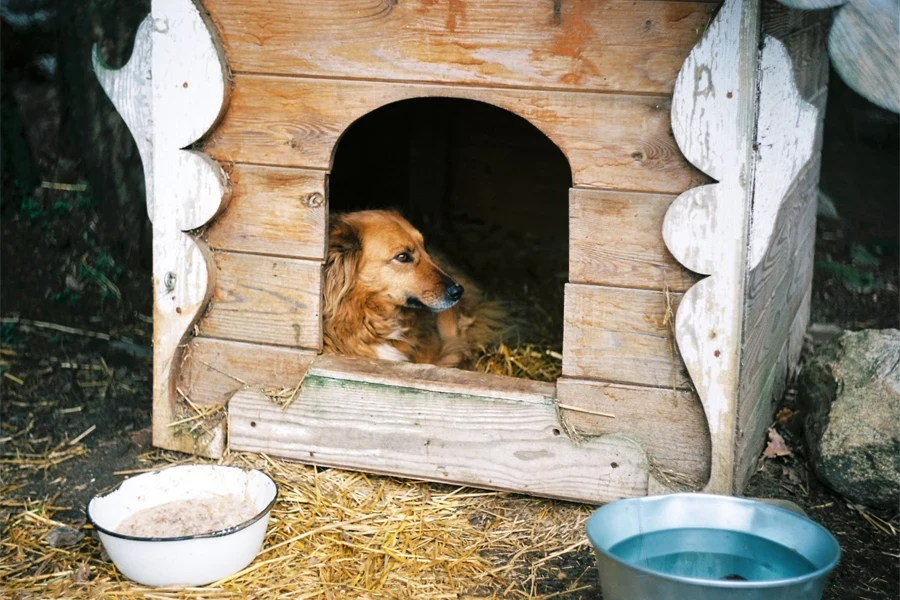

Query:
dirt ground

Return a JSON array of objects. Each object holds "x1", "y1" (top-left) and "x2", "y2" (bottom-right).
[{"x1": 2, "y1": 54, "x2": 899, "y2": 600}]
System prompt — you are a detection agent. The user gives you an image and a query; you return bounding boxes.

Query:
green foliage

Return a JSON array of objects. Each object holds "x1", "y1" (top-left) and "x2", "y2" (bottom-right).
[{"x1": 816, "y1": 243, "x2": 885, "y2": 294}]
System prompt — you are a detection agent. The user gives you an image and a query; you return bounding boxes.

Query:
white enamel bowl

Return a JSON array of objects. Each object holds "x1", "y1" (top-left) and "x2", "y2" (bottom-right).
[{"x1": 87, "y1": 464, "x2": 278, "y2": 587}]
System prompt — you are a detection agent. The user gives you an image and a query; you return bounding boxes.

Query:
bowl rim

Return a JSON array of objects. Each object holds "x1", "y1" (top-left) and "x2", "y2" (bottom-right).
[
  {"x1": 86, "y1": 464, "x2": 279, "y2": 543},
  {"x1": 585, "y1": 492, "x2": 842, "y2": 590}
]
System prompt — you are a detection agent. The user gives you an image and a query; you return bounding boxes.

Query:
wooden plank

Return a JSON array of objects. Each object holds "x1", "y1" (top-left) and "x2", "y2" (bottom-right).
[
  {"x1": 228, "y1": 356, "x2": 657, "y2": 504},
  {"x1": 204, "y1": 0, "x2": 717, "y2": 95},
  {"x1": 198, "y1": 252, "x2": 322, "y2": 349},
  {"x1": 309, "y1": 355, "x2": 556, "y2": 403},
  {"x1": 180, "y1": 337, "x2": 317, "y2": 407},
  {"x1": 205, "y1": 165, "x2": 327, "y2": 260},
  {"x1": 204, "y1": 76, "x2": 708, "y2": 195},
  {"x1": 569, "y1": 188, "x2": 699, "y2": 292},
  {"x1": 557, "y1": 377, "x2": 710, "y2": 485},
  {"x1": 562, "y1": 283, "x2": 690, "y2": 389}
]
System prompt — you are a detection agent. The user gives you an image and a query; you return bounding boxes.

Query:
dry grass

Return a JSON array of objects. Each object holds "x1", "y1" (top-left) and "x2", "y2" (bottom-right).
[
  {"x1": 1, "y1": 450, "x2": 597, "y2": 600},
  {"x1": 470, "y1": 343, "x2": 562, "y2": 383}
]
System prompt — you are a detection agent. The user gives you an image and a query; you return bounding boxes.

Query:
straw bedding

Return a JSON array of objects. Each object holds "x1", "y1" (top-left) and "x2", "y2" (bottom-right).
[
  {"x1": 423, "y1": 217, "x2": 568, "y2": 384},
  {"x1": 2, "y1": 450, "x2": 597, "y2": 599}
]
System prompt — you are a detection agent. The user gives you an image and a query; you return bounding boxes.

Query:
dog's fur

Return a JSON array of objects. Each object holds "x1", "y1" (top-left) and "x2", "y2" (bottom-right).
[{"x1": 322, "y1": 210, "x2": 508, "y2": 368}]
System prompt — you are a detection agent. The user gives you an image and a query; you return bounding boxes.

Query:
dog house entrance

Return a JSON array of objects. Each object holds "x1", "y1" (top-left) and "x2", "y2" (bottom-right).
[{"x1": 328, "y1": 98, "x2": 573, "y2": 382}]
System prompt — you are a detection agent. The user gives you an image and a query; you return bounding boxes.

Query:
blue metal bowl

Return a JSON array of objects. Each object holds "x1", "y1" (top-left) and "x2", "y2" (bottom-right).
[{"x1": 585, "y1": 493, "x2": 840, "y2": 600}]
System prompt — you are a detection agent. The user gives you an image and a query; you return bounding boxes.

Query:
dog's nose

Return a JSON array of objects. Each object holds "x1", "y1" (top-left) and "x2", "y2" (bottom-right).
[{"x1": 446, "y1": 284, "x2": 464, "y2": 301}]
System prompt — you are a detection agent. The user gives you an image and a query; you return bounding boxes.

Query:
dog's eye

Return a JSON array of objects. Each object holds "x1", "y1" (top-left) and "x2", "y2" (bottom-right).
[{"x1": 394, "y1": 252, "x2": 413, "y2": 263}]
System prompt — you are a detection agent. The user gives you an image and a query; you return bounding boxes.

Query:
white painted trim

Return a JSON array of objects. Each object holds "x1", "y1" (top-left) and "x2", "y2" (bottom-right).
[{"x1": 664, "y1": 0, "x2": 762, "y2": 494}]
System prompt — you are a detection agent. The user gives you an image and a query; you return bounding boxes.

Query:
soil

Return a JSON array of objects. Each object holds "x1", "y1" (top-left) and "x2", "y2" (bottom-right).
[{"x1": 2, "y1": 41, "x2": 898, "y2": 600}]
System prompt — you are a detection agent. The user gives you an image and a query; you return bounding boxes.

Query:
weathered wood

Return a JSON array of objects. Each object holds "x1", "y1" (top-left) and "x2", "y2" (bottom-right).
[
  {"x1": 734, "y1": 0, "x2": 827, "y2": 489},
  {"x1": 557, "y1": 377, "x2": 710, "y2": 485},
  {"x1": 198, "y1": 252, "x2": 322, "y2": 350},
  {"x1": 204, "y1": 0, "x2": 717, "y2": 95},
  {"x1": 734, "y1": 286, "x2": 811, "y2": 491},
  {"x1": 663, "y1": 0, "x2": 762, "y2": 494},
  {"x1": 229, "y1": 355, "x2": 660, "y2": 503},
  {"x1": 180, "y1": 337, "x2": 317, "y2": 407},
  {"x1": 308, "y1": 355, "x2": 557, "y2": 402},
  {"x1": 742, "y1": 161, "x2": 819, "y2": 329},
  {"x1": 94, "y1": 1, "x2": 232, "y2": 455},
  {"x1": 739, "y1": 197, "x2": 816, "y2": 424},
  {"x1": 562, "y1": 284, "x2": 690, "y2": 389},
  {"x1": 204, "y1": 76, "x2": 708, "y2": 194},
  {"x1": 779, "y1": 22, "x2": 831, "y2": 102},
  {"x1": 569, "y1": 188, "x2": 699, "y2": 292},
  {"x1": 763, "y1": 0, "x2": 832, "y2": 38},
  {"x1": 747, "y1": 36, "x2": 818, "y2": 269},
  {"x1": 204, "y1": 165, "x2": 327, "y2": 260},
  {"x1": 828, "y1": 0, "x2": 900, "y2": 113},
  {"x1": 92, "y1": 15, "x2": 154, "y2": 216}
]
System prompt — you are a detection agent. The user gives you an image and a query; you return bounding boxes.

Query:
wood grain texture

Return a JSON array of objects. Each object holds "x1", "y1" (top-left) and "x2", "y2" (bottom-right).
[
  {"x1": 197, "y1": 252, "x2": 322, "y2": 349},
  {"x1": 229, "y1": 356, "x2": 659, "y2": 503},
  {"x1": 99, "y1": 0, "x2": 232, "y2": 457},
  {"x1": 734, "y1": 287, "x2": 810, "y2": 491},
  {"x1": 204, "y1": 76, "x2": 708, "y2": 194},
  {"x1": 562, "y1": 283, "x2": 690, "y2": 389},
  {"x1": 557, "y1": 377, "x2": 710, "y2": 484},
  {"x1": 734, "y1": 2, "x2": 827, "y2": 485},
  {"x1": 739, "y1": 193, "x2": 816, "y2": 424},
  {"x1": 742, "y1": 160, "x2": 820, "y2": 330},
  {"x1": 204, "y1": 164, "x2": 327, "y2": 260},
  {"x1": 663, "y1": 0, "x2": 762, "y2": 494},
  {"x1": 180, "y1": 337, "x2": 316, "y2": 407},
  {"x1": 204, "y1": 0, "x2": 716, "y2": 95},
  {"x1": 569, "y1": 188, "x2": 699, "y2": 292},
  {"x1": 829, "y1": 0, "x2": 900, "y2": 113}
]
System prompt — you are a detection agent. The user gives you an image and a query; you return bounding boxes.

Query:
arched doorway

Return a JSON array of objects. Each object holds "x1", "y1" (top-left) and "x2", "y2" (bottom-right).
[{"x1": 328, "y1": 98, "x2": 573, "y2": 381}]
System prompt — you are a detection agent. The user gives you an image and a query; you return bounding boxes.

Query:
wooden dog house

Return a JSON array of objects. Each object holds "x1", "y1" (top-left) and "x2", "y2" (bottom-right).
[{"x1": 95, "y1": 0, "x2": 830, "y2": 503}]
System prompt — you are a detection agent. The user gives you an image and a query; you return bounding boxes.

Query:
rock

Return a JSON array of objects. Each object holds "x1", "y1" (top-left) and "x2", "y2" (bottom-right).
[{"x1": 798, "y1": 329, "x2": 900, "y2": 509}]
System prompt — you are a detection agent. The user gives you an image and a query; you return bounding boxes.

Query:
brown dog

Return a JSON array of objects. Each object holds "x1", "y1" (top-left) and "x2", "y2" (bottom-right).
[{"x1": 322, "y1": 210, "x2": 508, "y2": 368}]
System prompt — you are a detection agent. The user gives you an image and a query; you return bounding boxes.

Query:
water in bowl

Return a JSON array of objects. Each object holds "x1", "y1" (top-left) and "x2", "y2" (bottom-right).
[{"x1": 609, "y1": 528, "x2": 816, "y2": 582}]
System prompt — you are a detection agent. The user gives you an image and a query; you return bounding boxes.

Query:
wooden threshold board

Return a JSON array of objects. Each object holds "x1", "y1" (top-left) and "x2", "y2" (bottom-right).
[{"x1": 228, "y1": 355, "x2": 656, "y2": 504}]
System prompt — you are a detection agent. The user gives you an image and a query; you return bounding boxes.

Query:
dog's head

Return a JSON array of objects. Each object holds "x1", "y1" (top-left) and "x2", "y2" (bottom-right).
[{"x1": 324, "y1": 210, "x2": 464, "y2": 313}]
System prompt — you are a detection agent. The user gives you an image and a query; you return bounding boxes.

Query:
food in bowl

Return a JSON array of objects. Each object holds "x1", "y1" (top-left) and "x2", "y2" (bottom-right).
[
  {"x1": 115, "y1": 494, "x2": 260, "y2": 538},
  {"x1": 87, "y1": 464, "x2": 278, "y2": 587}
]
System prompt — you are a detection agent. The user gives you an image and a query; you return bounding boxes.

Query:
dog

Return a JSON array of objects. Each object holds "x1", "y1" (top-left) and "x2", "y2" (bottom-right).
[{"x1": 322, "y1": 210, "x2": 508, "y2": 368}]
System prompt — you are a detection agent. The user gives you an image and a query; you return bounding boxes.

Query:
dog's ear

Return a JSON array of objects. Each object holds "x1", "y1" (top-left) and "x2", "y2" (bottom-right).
[{"x1": 323, "y1": 215, "x2": 361, "y2": 318}]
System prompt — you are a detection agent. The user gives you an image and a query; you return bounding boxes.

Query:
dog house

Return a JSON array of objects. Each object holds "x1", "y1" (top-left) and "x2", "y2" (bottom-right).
[{"x1": 95, "y1": 0, "x2": 830, "y2": 503}]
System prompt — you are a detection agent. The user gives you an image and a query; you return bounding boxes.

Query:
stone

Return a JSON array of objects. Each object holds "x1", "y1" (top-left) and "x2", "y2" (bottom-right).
[{"x1": 798, "y1": 329, "x2": 900, "y2": 509}]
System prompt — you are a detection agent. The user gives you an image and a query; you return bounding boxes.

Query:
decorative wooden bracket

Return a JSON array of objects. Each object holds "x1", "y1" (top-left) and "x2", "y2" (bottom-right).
[
  {"x1": 665, "y1": 0, "x2": 819, "y2": 493},
  {"x1": 776, "y1": 0, "x2": 899, "y2": 113},
  {"x1": 93, "y1": 0, "x2": 232, "y2": 456}
]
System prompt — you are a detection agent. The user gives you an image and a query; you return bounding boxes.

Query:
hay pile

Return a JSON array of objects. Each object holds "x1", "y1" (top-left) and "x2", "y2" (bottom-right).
[
  {"x1": 2, "y1": 450, "x2": 597, "y2": 599},
  {"x1": 425, "y1": 217, "x2": 568, "y2": 384}
]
